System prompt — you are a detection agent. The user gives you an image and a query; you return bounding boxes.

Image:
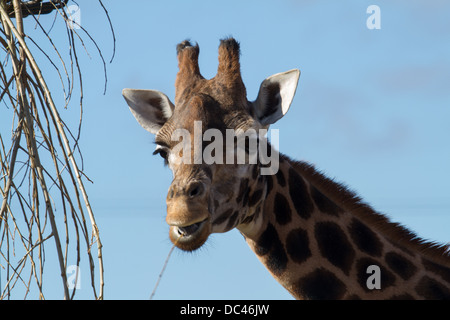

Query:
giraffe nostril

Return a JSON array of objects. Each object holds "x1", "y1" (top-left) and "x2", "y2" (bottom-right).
[{"x1": 187, "y1": 182, "x2": 204, "y2": 198}]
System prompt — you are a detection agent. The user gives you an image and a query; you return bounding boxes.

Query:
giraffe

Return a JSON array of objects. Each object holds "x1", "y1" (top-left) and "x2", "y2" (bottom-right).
[{"x1": 122, "y1": 37, "x2": 450, "y2": 300}]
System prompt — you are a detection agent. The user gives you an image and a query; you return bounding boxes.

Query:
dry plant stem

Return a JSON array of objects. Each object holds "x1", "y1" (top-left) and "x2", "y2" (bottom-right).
[
  {"x1": 25, "y1": 57, "x2": 92, "y2": 300},
  {"x1": 0, "y1": 1, "x2": 104, "y2": 299},
  {"x1": 98, "y1": 0, "x2": 116, "y2": 63},
  {"x1": 150, "y1": 236, "x2": 182, "y2": 300},
  {"x1": 7, "y1": 0, "x2": 69, "y2": 299},
  {"x1": 0, "y1": 120, "x2": 22, "y2": 225}
]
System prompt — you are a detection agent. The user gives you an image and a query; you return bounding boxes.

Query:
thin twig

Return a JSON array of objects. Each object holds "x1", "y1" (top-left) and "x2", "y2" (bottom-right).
[{"x1": 150, "y1": 236, "x2": 182, "y2": 300}]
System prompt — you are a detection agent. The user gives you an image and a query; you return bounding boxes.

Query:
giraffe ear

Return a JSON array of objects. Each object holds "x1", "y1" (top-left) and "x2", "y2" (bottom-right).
[
  {"x1": 122, "y1": 88, "x2": 174, "y2": 134},
  {"x1": 252, "y1": 69, "x2": 300, "y2": 125}
]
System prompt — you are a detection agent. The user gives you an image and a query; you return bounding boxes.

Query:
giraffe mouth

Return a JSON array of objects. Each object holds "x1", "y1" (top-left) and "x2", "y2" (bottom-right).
[
  {"x1": 175, "y1": 221, "x2": 204, "y2": 236},
  {"x1": 169, "y1": 218, "x2": 210, "y2": 251}
]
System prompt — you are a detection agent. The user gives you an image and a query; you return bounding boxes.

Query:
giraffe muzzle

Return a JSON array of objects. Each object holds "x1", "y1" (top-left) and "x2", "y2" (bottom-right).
[{"x1": 166, "y1": 179, "x2": 212, "y2": 251}]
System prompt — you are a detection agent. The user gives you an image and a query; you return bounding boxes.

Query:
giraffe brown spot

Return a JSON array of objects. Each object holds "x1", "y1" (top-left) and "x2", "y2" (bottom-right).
[
  {"x1": 213, "y1": 208, "x2": 233, "y2": 226},
  {"x1": 295, "y1": 268, "x2": 346, "y2": 300},
  {"x1": 356, "y1": 257, "x2": 396, "y2": 292},
  {"x1": 315, "y1": 222, "x2": 355, "y2": 275},
  {"x1": 240, "y1": 213, "x2": 254, "y2": 225},
  {"x1": 257, "y1": 172, "x2": 264, "y2": 185},
  {"x1": 275, "y1": 168, "x2": 286, "y2": 187},
  {"x1": 255, "y1": 225, "x2": 276, "y2": 258},
  {"x1": 248, "y1": 189, "x2": 263, "y2": 207},
  {"x1": 385, "y1": 252, "x2": 417, "y2": 280},
  {"x1": 236, "y1": 178, "x2": 249, "y2": 204},
  {"x1": 242, "y1": 188, "x2": 250, "y2": 207},
  {"x1": 273, "y1": 193, "x2": 292, "y2": 225},
  {"x1": 286, "y1": 227, "x2": 311, "y2": 264},
  {"x1": 265, "y1": 174, "x2": 274, "y2": 196},
  {"x1": 225, "y1": 210, "x2": 240, "y2": 231},
  {"x1": 255, "y1": 223, "x2": 288, "y2": 276},
  {"x1": 253, "y1": 204, "x2": 262, "y2": 222},
  {"x1": 415, "y1": 276, "x2": 450, "y2": 300},
  {"x1": 288, "y1": 168, "x2": 313, "y2": 220},
  {"x1": 349, "y1": 218, "x2": 383, "y2": 257},
  {"x1": 310, "y1": 185, "x2": 343, "y2": 217},
  {"x1": 422, "y1": 258, "x2": 450, "y2": 284},
  {"x1": 240, "y1": 204, "x2": 261, "y2": 226},
  {"x1": 252, "y1": 164, "x2": 259, "y2": 180}
]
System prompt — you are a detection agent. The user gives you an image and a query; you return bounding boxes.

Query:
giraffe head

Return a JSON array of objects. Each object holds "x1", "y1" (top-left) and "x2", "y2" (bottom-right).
[{"x1": 123, "y1": 38, "x2": 300, "y2": 251}]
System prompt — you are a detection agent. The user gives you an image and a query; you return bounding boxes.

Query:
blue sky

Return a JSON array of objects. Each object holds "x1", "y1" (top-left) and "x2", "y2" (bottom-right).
[{"x1": 1, "y1": 0, "x2": 449, "y2": 299}]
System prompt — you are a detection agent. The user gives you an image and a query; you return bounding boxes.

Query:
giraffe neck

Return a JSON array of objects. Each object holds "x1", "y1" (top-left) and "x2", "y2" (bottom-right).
[{"x1": 237, "y1": 155, "x2": 450, "y2": 300}]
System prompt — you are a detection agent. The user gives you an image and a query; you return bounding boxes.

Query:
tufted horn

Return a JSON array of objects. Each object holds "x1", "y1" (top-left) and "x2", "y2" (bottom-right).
[
  {"x1": 175, "y1": 40, "x2": 203, "y2": 104},
  {"x1": 215, "y1": 37, "x2": 246, "y2": 97}
]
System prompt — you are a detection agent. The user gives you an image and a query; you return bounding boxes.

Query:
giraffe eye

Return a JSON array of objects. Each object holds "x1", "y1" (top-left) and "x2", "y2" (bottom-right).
[{"x1": 153, "y1": 147, "x2": 169, "y2": 165}]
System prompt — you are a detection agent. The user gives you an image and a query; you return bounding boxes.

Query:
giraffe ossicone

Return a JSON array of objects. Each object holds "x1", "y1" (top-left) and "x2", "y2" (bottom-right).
[{"x1": 123, "y1": 37, "x2": 450, "y2": 299}]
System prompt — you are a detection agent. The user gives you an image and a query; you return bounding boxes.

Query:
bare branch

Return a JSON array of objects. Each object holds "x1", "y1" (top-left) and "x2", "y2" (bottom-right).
[{"x1": 1, "y1": 0, "x2": 112, "y2": 300}]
